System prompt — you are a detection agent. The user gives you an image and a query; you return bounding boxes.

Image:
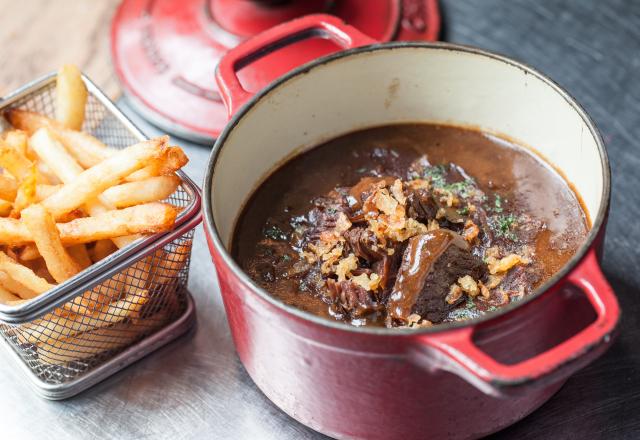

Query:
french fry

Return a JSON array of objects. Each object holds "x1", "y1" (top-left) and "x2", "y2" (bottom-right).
[
  {"x1": 0, "y1": 174, "x2": 18, "y2": 201},
  {"x1": 1, "y1": 63, "x2": 192, "y2": 362},
  {"x1": 0, "y1": 143, "x2": 33, "y2": 180},
  {"x1": 35, "y1": 313, "x2": 162, "y2": 365},
  {"x1": 35, "y1": 183, "x2": 62, "y2": 202},
  {"x1": 5, "y1": 108, "x2": 63, "y2": 133},
  {"x1": 0, "y1": 271, "x2": 38, "y2": 298},
  {"x1": 5, "y1": 109, "x2": 113, "y2": 168},
  {"x1": 41, "y1": 136, "x2": 168, "y2": 220},
  {"x1": 67, "y1": 244, "x2": 92, "y2": 269},
  {"x1": 10, "y1": 165, "x2": 37, "y2": 217},
  {"x1": 152, "y1": 242, "x2": 191, "y2": 285},
  {"x1": 0, "y1": 284, "x2": 21, "y2": 304},
  {"x1": 0, "y1": 202, "x2": 178, "y2": 246},
  {"x1": 0, "y1": 198, "x2": 12, "y2": 216},
  {"x1": 50, "y1": 127, "x2": 112, "y2": 168},
  {"x1": 35, "y1": 162, "x2": 59, "y2": 184},
  {"x1": 89, "y1": 239, "x2": 117, "y2": 263},
  {"x1": 0, "y1": 252, "x2": 53, "y2": 297},
  {"x1": 101, "y1": 175, "x2": 181, "y2": 208},
  {"x1": 4, "y1": 130, "x2": 29, "y2": 157},
  {"x1": 57, "y1": 202, "x2": 178, "y2": 245},
  {"x1": 22, "y1": 204, "x2": 82, "y2": 283},
  {"x1": 29, "y1": 128, "x2": 84, "y2": 183},
  {"x1": 6, "y1": 109, "x2": 187, "y2": 182},
  {"x1": 127, "y1": 146, "x2": 188, "y2": 181},
  {"x1": 55, "y1": 64, "x2": 87, "y2": 130},
  {"x1": 21, "y1": 288, "x2": 149, "y2": 346}
]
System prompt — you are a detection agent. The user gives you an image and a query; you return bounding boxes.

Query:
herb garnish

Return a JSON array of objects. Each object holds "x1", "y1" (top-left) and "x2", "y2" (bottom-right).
[
  {"x1": 465, "y1": 296, "x2": 476, "y2": 310},
  {"x1": 490, "y1": 213, "x2": 518, "y2": 241},
  {"x1": 494, "y1": 195, "x2": 504, "y2": 213},
  {"x1": 423, "y1": 164, "x2": 447, "y2": 187}
]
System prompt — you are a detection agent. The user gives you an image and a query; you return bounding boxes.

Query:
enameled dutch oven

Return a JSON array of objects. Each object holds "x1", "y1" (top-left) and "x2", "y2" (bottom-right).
[{"x1": 203, "y1": 14, "x2": 620, "y2": 440}]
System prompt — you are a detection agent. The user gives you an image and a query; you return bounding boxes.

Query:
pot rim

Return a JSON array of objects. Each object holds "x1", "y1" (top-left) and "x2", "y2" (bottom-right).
[{"x1": 203, "y1": 41, "x2": 611, "y2": 336}]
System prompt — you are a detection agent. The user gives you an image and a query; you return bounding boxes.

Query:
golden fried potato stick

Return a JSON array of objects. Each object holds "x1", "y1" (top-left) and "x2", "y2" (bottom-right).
[
  {"x1": 0, "y1": 202, "x2": 178, "y2": 246},
  {"x1": 0, "y1": 271, "x2": 38, "y2": 298},
  {"x1": 34, "y1": 183, "x2": 61, "y2": 202},
  {"x1": 26, "y1": 131, "x2": 145, "y2": 248},
  {"x1": 67, "y1": 244, "x2": 92, "y2": 270},
  {"x1": 0, "y1": 174, "x2": 18, "y2": 201},
  {"x1": 151, "y1": 242, "x2": 192, "y2": 285},
  {"x1": 0, "y1": 284, "x2": 21, "y2": 304},
  {"x1": 49, "y1": 127, "x2": 111, "y2": 168},
  {"x1": 127, "y1": 146, "x2": 188, "y2": 181},
  {"x1": 21, "y1": 288, "x2": 149, "y2": 346},
  {"x1": 101, "y1": 175, "x2": 181, "y2": 208},
  {"x1": 56, "y1": 64, "x2": 87, "y2": 130},
  {"x1": 10, "y1": 165, "x2": 37, "y2": 217},
  {"x1": 89, "y1": 239, "x2": 118, "y2": 263},
  {"x1": 7, "y1": 109, "x2": 113, "y2": 164},
  {"x1": 29, "y1": 128, "x2": 84, "y2": 183},
  {"x1": 0, "y1": 143, "x2": 33, "y2": 180},
  {"x1": 7, "y1": 110, "x2": 188, "y2": 180},
  {"x1": 0, "y1": 251, "x2": 53, "y2": 297},
  {"x1": 5, "y1": 109, "x2": 60, "y2": 133},
  {"x1": 40, "y1": 136, "x2": 168, "y2": 220},
  {"x1": 0, "y1": 198, "x2": 11, "y2": 216},
  {"x1": 22, "y1": 204, "x2": 82, "y2": 283},
  {"x1": 35, "y1": 310, "x2": 162, "y2": 365},
  {"x1": 4, "y1": 130, "x2": 29, "y2": 157}
]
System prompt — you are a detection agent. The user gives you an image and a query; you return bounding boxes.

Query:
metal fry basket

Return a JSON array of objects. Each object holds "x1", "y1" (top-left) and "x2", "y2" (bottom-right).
[{"x1": 0, "y1": 73, "x2": 201, "y2": 399}]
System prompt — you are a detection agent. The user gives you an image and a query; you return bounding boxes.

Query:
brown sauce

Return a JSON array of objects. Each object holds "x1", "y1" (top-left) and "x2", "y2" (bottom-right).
[{"x1": 232, "y1": 124, "x2": 588, "y2": 327}]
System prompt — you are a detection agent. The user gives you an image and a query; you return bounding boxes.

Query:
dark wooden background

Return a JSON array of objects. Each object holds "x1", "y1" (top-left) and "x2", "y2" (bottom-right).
[{"x1": 439, "y1": 0, "x2": 640, "y2": 438}]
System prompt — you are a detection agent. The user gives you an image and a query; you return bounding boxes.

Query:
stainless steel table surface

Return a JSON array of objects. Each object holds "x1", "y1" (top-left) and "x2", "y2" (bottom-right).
[{"x1": 2, "y1": 1, "x2": 640, "y2": 439}]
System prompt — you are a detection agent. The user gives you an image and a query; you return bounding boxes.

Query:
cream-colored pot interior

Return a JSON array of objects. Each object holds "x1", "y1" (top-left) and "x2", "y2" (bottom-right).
[{"x1": 211, "y1": 44, "x2": 605, "y2": 246}]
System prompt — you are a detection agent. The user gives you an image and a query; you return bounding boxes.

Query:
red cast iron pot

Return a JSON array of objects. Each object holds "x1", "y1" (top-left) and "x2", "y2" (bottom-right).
[{"x1": 203, "y1": 14, "x2": 619, "y2": 439}]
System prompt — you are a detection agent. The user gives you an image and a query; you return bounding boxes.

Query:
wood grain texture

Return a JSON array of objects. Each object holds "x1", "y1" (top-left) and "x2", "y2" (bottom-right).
[{"x1": 0, "y1": 0, "x2": 120, "y2": 98}]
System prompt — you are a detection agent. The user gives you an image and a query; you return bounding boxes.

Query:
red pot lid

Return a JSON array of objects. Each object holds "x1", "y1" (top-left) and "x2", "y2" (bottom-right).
[{"x1": 111, "y1": 0, "x2": 441, "y2": 142}]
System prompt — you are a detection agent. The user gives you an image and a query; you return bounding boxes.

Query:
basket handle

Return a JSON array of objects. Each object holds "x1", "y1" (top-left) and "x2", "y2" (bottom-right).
[{"x1": 215, "y1": 13, "x2": 376, "y2": 117}]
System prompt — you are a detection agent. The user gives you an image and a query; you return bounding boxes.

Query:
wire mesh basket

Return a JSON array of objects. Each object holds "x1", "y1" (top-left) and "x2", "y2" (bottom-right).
[{"x1": 0, "y1": 73, "x2": 201, "y2": 399}]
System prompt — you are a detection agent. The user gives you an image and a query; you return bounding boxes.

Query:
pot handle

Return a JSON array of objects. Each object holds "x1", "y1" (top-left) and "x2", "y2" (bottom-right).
[
  {"x1": 413, "y1": 249, "x2": 619, "y2": 396},
  {"x1": 215, "y1": 14, "x2": 377, "y2": 117}
]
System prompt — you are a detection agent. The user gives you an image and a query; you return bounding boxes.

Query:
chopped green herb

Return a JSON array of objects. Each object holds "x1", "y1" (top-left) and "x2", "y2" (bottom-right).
[
  {"x1": 444, "y1": 180, "x2": 471, "y2": 194},
  {"x1": 355, "y1": 167, "x2": 367, "y2": 173},
  {"x1": 423, "y1": 164, "x2": 447, "y2": 187},
  {"x1": 457, "y1": 206, "x2": 470, "y2": 216},
  {"x1": 263, "y1": 224, "x2": 288, "y2": 241},
  {"x1": 487, "y1": 306, "x2": 498, "y2": 312},
  {"x1": 494, "y1": 195, "x2": 503, "y2": 213},
  {"x1": 326, "y1": 207, "x2": 337, "y2": 215},
  {"x1": 490, "y1": 213, "x2": 518, "y2": 241},
  {"x1": 465, "y1": 296, "x2": 476, "y2": 310},
  {"x1": 281, "y1": 254, "x2": 292, "y2": 262}
]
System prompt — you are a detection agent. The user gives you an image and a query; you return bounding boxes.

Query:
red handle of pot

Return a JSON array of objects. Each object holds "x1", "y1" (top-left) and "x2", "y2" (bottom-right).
[
  {"x1": 216, "y1": 13, "x2": 376, "y2": 117},
  {"x1": 418, "y1": 249, "x2": 619, "y2": 396}
]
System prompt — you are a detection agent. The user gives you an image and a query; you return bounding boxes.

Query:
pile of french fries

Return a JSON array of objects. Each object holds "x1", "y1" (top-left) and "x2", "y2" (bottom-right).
[{"x1": 0, "y1": 65, "x2": 190, "y2": 365}]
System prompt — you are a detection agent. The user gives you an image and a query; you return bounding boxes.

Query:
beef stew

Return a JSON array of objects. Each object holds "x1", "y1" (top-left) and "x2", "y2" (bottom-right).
[{"x1": 233, "y1": 124, "x2": 588, "y2": 328}]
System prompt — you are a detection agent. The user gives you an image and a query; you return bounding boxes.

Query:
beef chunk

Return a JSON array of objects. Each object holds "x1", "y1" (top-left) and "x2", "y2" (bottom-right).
[
  {"x1": 406, "y1": 188, "x2": 438, "y2": 222},
  {"x1": 387, "y1": 230, "x2": 486, "y2": 323},
  {"x1": 293, "y1": 191, "x2": 349, "y2": 246},
  {"x1": 326, "y1": 279, "x2": 380, "y2": 318},
  {"x1": 344, "y1": 227, "x2": 385, "y2": 261}
]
